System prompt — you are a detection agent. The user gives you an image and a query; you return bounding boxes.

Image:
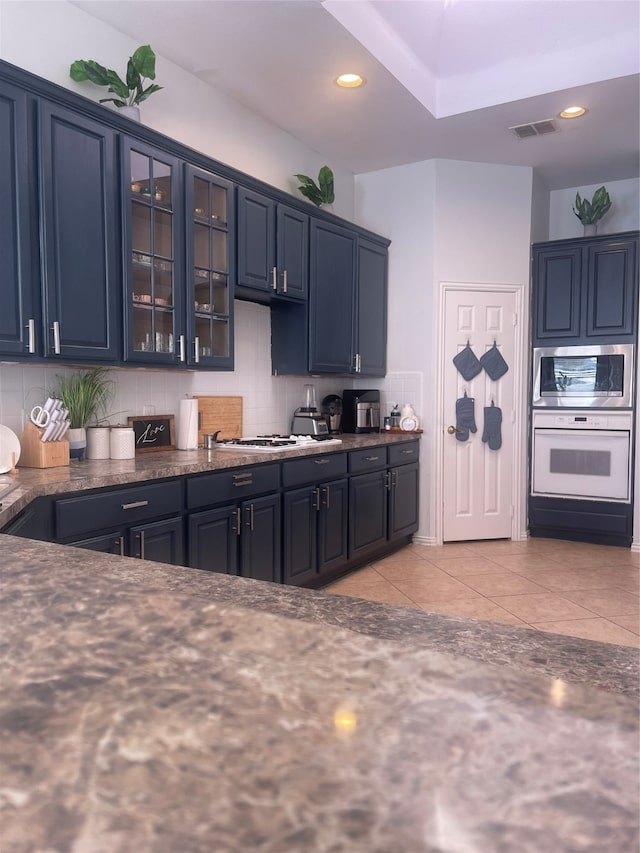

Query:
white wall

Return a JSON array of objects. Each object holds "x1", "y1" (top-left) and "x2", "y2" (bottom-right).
[
  {"x1": 0, "y1": 0, "x2": 355, "y2": 437},
  {"x1": 356, "y1": 159, "x2": 533, "y2": 543},
  {"x1": 549, "y1": 177, "x2": 640, "y2": 240}
]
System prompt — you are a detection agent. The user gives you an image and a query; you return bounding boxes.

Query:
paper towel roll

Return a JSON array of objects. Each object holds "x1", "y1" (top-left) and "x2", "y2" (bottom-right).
[{"x1": 177, "y1": 398, "x2": 199, "y2": 449}]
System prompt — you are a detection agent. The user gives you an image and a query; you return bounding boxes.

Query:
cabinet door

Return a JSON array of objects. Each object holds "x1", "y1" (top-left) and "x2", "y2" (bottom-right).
[
  {"x1": 388, "y1": 462, "x2": 419, "y2": 540},
  {"x1": 276, "y1": 204, "x2": 308, "y2": 300},
  {"x1": 122, "y1": 138, "x2": 184, "y2": 364},
  {"x1": 237, "y1": 188, "x2": 275, "y2": 294},
  {"x1": 318, "y1": 478, "x2": 348, "y2": 576},
  {"x1": 349, "y1": 470, "x2": 388, "y2": 558},
  {"x1": 282, "y1": 485, "x2": 317, "y2": 585},
  {"x1": 186, "y1": 165, "x2": 234, "y2": 368},
  {"x1": 69, "y1": 531, "x2": 124, "y2": 555},
  {"x1": 586, "y1": 237, "x2": 637, "y2": 340},
  {"x1": 0, "y1": 80, "x2": 36, "y2": 357},
  {"x1": 309, "y1": 220, "x2": 356, "y2": 373},
  {"x1": 39, "y1": 102, "x2": 119, "y2": 360},
  {"x1": 240, "y1": 493, "x2": 281, "y2": 583},
  {"x1": 356, "y1": 239, "x2": 387, "y2": 376},
  {"x1": 532, "y1": 244, "x2": 582, "y2": 343},
  {"x1": 129, "y1": 516, "x2": 185, "y2": 566},
  {"x1": 188, "y1": 505, "x2": 239, "y2": 575}
]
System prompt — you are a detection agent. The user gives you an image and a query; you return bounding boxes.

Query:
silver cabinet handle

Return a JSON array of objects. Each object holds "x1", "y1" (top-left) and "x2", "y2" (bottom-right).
[
  {"x1": 357, "y1": 354, "x2": 361, "y2": 372},
  {"x1": 233, "y1": 507, "x2": 241, "y2": 536},
  {"x1": 118, "y1": 536, "x2": 124, "y2": 556},
  {"x1": 194, "y1": 336, "x2": 200, "y2": 364},
  {"x1": 392, "y1": 471, "x2": 398, "y2": 488},
  {"x1": 272, "y1": 266, "x2": 278, "y2": 290},
  {"x1": 179, "y1": 334, "x2": 186, "y2": 362},
  {"x1": 401, "y1": 448, "x2": 415, "y2": 455},
  {"x1": 365, "y1": 456, "x2": 379, "y2": 462},
  {"x1": 140, "y1": 530, "x2": 145, "y2": 560},
  {"x1": 282, "y1": 269, "x2": 288, "y2": 293},
  {"x1": 52, "y1": 321, "x2": 61, "y2": 354},
  {"x1": 314, "y1": 458, "x2": 330, "y2": 465},
  {"x1": 26, "y1": 319, "x2": 35, "y2": 354},
  {"x1": 322, "y1": 486, "x2": 330, "y2": 510},
  {"x1": 384, "y1": 471, "x2": 391, "y2": 491},
  {"x1": 313, "y1": 487, "x2": 320, "y2": 511},
  {"x1": 247, "y1": 503, "x2": 254, "y2": 531},
  {"x1": 122, "y1": 500, "x2": 149, "y2": 510}
]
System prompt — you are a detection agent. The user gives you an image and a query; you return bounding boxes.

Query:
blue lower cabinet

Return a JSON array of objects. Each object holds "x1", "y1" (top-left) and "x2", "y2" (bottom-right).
[
  {"x1": 188, "y1": 493, "x2": 281, "y2": 582},
  {"x1": 389, "y1": 462, "x2": 419, "y2": 540},
  {"x1": 349, "y1": 470, "x2": 389, "y2": 559},
  {"x1": 70, "y1": 516, "x2": 185, "y2": 566},
  {"x1": 283, "y1": 478, "x2": 348, "y2": 586}
]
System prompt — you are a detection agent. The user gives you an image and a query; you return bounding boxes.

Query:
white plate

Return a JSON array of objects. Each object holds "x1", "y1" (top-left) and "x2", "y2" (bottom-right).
[{"x1": 0, "y1": 425, "x2": 21, "y2": 473}]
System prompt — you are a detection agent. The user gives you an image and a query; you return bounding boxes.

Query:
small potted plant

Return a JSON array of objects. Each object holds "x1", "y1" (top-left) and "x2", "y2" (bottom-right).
[
  {"x1": 294, "y1": 166, "x2": 335, "y2": 208},
  {"x1": 52, "y1": 367, "x2": 114, "y2": 460},
  {"x1": 70, "y1": 45, "x2": 162, "y2": 121},
  {"x1": 572, "y1": 186, "x2": 612, "y2": 236}
]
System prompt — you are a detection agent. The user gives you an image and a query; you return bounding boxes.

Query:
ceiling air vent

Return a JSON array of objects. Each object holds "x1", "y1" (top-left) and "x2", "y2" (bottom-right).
[{"x1": 509, "y1": 119, "x2": 557, "y2": 139}]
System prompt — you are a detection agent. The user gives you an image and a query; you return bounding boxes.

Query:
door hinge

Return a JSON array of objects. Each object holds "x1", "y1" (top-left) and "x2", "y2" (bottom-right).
[{"x1": 513, "y1": 312, "x2": 518, "y2": 326}]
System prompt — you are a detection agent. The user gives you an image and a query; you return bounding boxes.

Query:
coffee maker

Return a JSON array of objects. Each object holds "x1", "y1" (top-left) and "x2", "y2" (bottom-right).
[
  {"x1": 321, "y1": 395, "x2": 343, "y2": 434},
  {"x1": 291, "y1": 384, "x2": 329, "y2": 437},
  {"x1": 341, "y1": 389, "x2": 381, "y2": 433}
]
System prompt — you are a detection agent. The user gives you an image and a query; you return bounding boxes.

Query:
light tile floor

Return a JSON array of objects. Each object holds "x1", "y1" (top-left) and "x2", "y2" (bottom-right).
[{"x1": 323, "y1": 538, "x2": 640, "y2": 647}]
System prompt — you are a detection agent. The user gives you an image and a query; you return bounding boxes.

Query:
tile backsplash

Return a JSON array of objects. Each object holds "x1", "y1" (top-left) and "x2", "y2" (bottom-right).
[{"x1": 0, "y1": 302, "x2": 349, "y2": 439}]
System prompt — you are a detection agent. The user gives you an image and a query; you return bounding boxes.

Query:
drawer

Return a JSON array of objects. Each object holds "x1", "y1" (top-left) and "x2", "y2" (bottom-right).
[
  {"x1": 349, "y1": 446, "x2": 387, "y2": 473},
  {"x1": 56, "y1": 479, "x2": 183, "y2": 540},
  {"x1": 282, "y1": 452, "x2": 347, "y2": 488},
  {"x1": 187, "y1": 463, "x2": 280, "y2": 510},
  {"x1": 388, "y1": 441, "x2": 420, "y2": 467}
]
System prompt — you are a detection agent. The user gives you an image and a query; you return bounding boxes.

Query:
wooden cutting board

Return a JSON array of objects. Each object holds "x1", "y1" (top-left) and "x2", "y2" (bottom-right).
[{"x1": 194, "y1": 395, "x2": 243, "y2": 444}]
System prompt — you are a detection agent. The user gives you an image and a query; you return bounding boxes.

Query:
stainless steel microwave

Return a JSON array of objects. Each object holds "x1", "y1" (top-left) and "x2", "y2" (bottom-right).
[{"x1": 531, "y1": 344, "x2": 635, "y2": 408}]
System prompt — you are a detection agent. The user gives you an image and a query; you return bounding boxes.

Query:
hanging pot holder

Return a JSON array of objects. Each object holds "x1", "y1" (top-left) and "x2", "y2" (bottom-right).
[
  {"x1": 455, "y1": 392, "x2": 477, "y2": 442},
  {"x1": 453, "y1": 342, "x2": 482, "y2": 381},
  {"x1": 482, "y1": 401, "x2": 502, "y2": 450},
  {"x1": 479, "y1": 342, "x2": 509, "y2": 381}
]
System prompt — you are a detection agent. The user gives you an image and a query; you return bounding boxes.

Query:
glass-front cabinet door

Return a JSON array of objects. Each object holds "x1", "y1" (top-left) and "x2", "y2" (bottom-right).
[
  {"x1": 122, "y1": 138, "x2": 184, "y2": 364},
  {"x1": 186, "y1": 165, "x2": 234, "y2": 369}
]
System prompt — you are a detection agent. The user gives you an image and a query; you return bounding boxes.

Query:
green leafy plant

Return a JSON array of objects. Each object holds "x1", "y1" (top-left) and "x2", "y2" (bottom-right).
[
  {"x1": 572, "y1": 186, "x2": 612, "y2": 225},
  {"x1": 294, "y1": 166, "x2": 335, "y2": 207},
  {"x1": 53, "y1": 367, "x2": 114, "y2": 429},
  {"x1": 70, "y1": 45, "x2": 162, "y2": 108}
]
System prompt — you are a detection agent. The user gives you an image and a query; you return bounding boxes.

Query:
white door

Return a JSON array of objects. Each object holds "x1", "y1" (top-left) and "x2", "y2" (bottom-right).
[{"x1": 442, "y1": 287, "x2": 518, "y2": 541}]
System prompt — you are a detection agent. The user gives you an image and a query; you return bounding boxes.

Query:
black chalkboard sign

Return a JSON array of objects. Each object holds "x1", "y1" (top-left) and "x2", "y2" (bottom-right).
[{"x1": 127, "y1": 415, "x2": 176, "y2": 453}]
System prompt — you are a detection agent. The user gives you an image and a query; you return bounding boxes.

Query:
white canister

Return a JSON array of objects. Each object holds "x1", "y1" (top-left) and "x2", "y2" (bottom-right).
[
  {"x1": 86, "y1": 426, "x2": 111, "y2": 460},
  {"x1": 110, "y1": 426, "x2": 136, "y2": 460}
]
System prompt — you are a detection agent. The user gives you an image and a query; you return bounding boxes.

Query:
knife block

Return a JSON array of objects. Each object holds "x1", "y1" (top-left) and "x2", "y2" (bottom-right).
[{"x1": 18, "y1": 421, "x2": 70, "y2": 468}]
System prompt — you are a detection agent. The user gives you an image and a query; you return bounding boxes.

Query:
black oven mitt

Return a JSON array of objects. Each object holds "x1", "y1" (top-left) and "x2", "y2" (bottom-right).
[
  {"x1": 455, "y1": 392, "x2": 477, "y2": 442},
  {"x1": 453, "y1": 342, "x2": 482, "y2": 381},
  {"x1": 482, "y1": 401, "x2": 502, "y2": 450},
  {"x1": 479, "y1": 342, "x2": 509, "y2": 381}
]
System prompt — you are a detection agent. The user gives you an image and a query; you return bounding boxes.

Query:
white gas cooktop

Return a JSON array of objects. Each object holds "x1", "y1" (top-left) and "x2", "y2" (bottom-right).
[{"x1": 215, "y1": 435, "x2": 343, "y2": 453}]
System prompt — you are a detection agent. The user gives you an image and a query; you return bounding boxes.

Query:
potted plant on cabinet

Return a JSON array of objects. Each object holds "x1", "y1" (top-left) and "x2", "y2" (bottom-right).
[
  {"x1": 70, "y1": 45, "x2": 162, "y2": 121},
  {"x1": 52, "y1": 367, "x2": 114, "y2": 460},
  {"x1": 294, "y1": 166, "x2": 335, "y2": 208},
  {"x1": 572, "y1": 186, "x2": 612, "y2": 236}
]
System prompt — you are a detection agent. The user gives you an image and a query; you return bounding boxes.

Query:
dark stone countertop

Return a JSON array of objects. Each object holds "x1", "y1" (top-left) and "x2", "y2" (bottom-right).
[
  {"x1": 1, "y1": 534, "x2": 638, "y2": 852},
  {"x1": 0, "y1": 432, "x2": 418, "y2": 527}
]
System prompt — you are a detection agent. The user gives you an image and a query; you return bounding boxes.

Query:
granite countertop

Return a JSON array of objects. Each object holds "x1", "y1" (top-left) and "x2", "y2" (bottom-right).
[
  {"x1": 0, "y1": 432, "x2": 415, "y2": 527},
  {"x1": 1, "y1": 535, "x2": 638, "y2": 852}
]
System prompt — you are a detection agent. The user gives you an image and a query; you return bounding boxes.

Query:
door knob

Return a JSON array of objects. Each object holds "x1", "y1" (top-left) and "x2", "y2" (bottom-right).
[{"x1": 447, "y1": 425, "x2": 464, "y2": 434}]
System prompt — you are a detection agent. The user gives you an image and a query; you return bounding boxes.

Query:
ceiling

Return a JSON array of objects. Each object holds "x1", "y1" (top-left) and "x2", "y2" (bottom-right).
[{"x1": 72, "y1": 0, "x2": 640, "y2": 190}]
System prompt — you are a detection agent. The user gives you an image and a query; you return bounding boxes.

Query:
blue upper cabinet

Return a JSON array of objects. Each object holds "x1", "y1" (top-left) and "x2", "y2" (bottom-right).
[
  {"x1": 355, "y1": 238, "x2": 387, "y2": 377},
  {"x1": 39, "y1": 102, "x2": 120, "y2": 361},
  {"x1": 236, "y1": 188, "x2": 308, "y2": 301},
  {"x1": 185, "y1": 165, "x2": 235, "y2": 370},
  {"x1": 532, "y1": 233, "x2": 638, "y2": 346},
  {"x1": 0, "y1": 79, "x2": 36, "y2": 358},
  {"x1": 121, "y1": 137, "x2": 184, "y2": 366}
]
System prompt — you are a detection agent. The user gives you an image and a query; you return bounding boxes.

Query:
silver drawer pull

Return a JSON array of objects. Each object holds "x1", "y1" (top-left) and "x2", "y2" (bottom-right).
[
  {"x1": 122, "y1": 500, "x2": 149, "y2": 510},
  {"x1": 314, "y1": 458, "x2": 330, "y2": 465},
  {"x1": 233, "y1": 472, "x2": 253, "y2": 479},
  {"x1": 401, "y1": 449, "x2": 415, "y2": 455},
  {"x1": 365, "y1": 455, "x2": 379, "y2": 462},
  {"x1": 233, "y1": 479, "x2": 253, "y2": 487}
]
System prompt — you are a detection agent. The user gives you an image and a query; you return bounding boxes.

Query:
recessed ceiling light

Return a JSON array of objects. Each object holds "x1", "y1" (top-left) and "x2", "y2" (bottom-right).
[
  {"x1": 559, "y1": 106, "x2": 587, "y2": 119},
  {"x1": 335, "y1": 73, "x2": 365, "y2": 88}
]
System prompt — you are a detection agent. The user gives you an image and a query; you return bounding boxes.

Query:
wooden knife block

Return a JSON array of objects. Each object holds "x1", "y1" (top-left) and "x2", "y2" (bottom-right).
[{"x1": 19, "y1": 421, "x2": 70, "y2": 468}]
